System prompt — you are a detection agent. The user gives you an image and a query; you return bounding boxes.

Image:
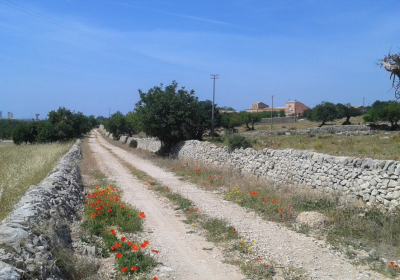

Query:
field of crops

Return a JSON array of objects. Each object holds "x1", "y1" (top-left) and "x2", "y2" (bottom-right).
[{"x1": 0, "y1": 140, "x2": 73, "y2": 220}]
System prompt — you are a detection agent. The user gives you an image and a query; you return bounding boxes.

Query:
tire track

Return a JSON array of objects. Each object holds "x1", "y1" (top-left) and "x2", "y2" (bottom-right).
[{"x1": 88, "y1": 132, "x2": 244, "y2": 280}]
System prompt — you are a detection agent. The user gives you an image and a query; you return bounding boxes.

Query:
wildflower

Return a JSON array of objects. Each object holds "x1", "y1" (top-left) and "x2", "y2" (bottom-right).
[
  {"x1": 104, "y1": 202, "x2": 108, "y2": 205},
  {"x1": 266, "y1": 264, "x2": 269, "y2": 267},
  {"x1": 221, "y1": 177, "x2": 223, "y2": 180},
  {"x1": 208, "y1": 176, "x2": 212, "y2": 180},
  {"x1": 91, "y1": 213, "x2": 96, "y2": 217},
  {"x1": 107, "y1": 209, "x2": 112, "y2": 213},
  {"x1": 140, "y1": 243, "x2": 146, "y2": 249},
  {"x1": 97, "y1": 211, "x2": 101, "y2": 214},
  {"x1": 115, "y1": 253, "x2": 123, "y2": 258},
  {"x1": 120, "y1": 205, "x2": 124, "y2": 209},
  {"x1": 144, "y1": 240, "x2": 149, "y2": 245},
  {"x1": 252, "y1": 240, "x2": 256, "y2": 243},
  {"x1": 258, "y1": 257, "x2": 262, "y2": 261},
  {"x1": 272, "y1": 199, "x2": 276, "y2": 202},
  {"x1": 132, "y1": 245, "x2": 139, "y2": 251},
  {"x1": 196, "y1": 207, "x2": 199, "y2": 210},
  {"x1": 121, "y1": 237, "x2": 126, "y2": 242},
  {"x1": 131, "y1": 266, "x2": 137, "y2": 271},
  {"x1": 110, "y1": 229, "x2": 116, "y2": 235},
  {"x1": 139, "y1": 212, "x2": 146, "y2": 218},
  {"x1": 153, "y1": 278, "x2": 158, "y2": 280},
  {"x1": 121, "y1": 267, "x2": 128, "y2": 272},
  {"x1": 152, "y1": 249, "x2": 159, "y2": 253},
  {"x1": 395, "y1": 265, "x2": 399, "y2": 269},
  {"x1": 187, "y1": 211, "x2": 190, "y2": 214},
  {"x1": 232, "y1": 228, "x2": 236, "y2": 233}
]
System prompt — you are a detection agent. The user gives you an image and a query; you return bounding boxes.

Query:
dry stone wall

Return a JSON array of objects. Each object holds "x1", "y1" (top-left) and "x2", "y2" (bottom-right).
[
  {"x1": 102, "y1": 128, "x2": 400, "y2": 213},
  {"x1": 243, "y1": 125, "x2": 372, "y2": 137},
  {"x1": 0, "y1": 140, "x2": 84, "y2": 279}
]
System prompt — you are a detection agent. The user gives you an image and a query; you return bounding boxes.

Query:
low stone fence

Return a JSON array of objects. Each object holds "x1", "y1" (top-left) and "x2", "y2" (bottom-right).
[
  {"x1": 0, "y1": 140, "x2": 84, "y2": 279},
  {"x1": 126, "y1": 137, "x2": 161, "y2": 153},
  {"x1": 243, "y1": 125, "x2": 372, "y2": 137},
  {"x1": 102, "y1": 128, "x2": 400, "y2": 213},
  {"x1": 170, "y1": 141, "x2": 400, "y2": 212}
]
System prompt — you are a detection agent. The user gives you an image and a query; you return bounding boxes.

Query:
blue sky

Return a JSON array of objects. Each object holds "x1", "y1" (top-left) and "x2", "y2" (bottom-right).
[{"x1": 0, "y1": 0, "x2": 399, "y2": 119}]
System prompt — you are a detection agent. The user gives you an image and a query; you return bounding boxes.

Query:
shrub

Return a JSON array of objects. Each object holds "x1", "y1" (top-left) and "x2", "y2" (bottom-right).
[
  {"x1": 315, "y1": 141, "x2": 323, "y2": 149},
  {"x1": 227, "y1": 134, "x2": 252, "y2": 151},
  {"x1": 129, "y1": 139, "x2": 138, "y2": 148}
]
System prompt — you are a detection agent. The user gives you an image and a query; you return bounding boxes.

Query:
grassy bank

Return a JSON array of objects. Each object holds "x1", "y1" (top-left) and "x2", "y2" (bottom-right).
[{"x1": 0, "y1": 141, "x2": 74, "y2": 220}]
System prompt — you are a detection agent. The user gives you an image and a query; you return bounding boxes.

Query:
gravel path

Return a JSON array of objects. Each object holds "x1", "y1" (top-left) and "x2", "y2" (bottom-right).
[
  {"x1": 88, "y1": 132, "x2": 244, "y2": 279},
  {"x1": 93, "y1": 131, "x2": 390, "y2": 280}
]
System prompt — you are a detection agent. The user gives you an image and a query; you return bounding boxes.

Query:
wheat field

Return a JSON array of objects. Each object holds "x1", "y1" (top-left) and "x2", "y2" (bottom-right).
[{"x1": 0, "y1": 141, "x2": 73, "y2": 220}]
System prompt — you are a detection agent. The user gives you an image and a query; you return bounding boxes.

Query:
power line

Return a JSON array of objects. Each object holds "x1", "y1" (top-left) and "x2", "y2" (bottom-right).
[{"x1": 0, "y1": 0, "x2": 209, "y2": 75}]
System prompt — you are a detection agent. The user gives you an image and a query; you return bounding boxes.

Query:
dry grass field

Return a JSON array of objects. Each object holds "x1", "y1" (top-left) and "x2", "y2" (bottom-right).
[
  {"x1": 210, "y1": 117, "x2": 400, "y2": 161},
  {"x1": 0, "y1": 140, "x2": 73, "y2": 220}
]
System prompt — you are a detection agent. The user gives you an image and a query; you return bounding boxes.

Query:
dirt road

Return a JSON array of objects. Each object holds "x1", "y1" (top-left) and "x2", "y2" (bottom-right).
[
  {"x1": 88, "y1": 132, "x2": 244, "y2": 279},
  {"x1": 90, "y1": 130, "x2": 386, "y2": 280}
]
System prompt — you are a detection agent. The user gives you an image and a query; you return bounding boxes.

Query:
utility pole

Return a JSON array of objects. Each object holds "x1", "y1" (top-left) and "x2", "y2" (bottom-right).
[
  {"x1": 363, "y1": 97, "x2": 365, "y2": 114},
  {"x1": 294, "y1": 100, "x2": 297, "y2": 123},
  {"x1": 271, "y1": 95, "x2": 274, "y2": 131},
  {"x1": 210, "y1": 74, "x2": 219, "y2": 140}
]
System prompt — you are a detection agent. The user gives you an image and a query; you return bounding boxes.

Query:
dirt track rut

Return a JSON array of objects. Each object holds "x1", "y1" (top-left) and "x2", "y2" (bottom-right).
[{"x1": 91, "y1": 130, "x2": 386, "y2": 280}]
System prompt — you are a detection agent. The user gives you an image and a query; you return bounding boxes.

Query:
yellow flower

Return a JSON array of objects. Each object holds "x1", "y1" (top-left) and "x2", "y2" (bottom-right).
[{"x1": 252, "y1": 240, "x2": 256, "y2": 243}]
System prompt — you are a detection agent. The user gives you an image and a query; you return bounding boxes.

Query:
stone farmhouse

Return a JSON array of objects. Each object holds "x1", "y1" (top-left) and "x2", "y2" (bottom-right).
[{"x1": 245, "y1": 101, "x2": 310, "y2": 117}]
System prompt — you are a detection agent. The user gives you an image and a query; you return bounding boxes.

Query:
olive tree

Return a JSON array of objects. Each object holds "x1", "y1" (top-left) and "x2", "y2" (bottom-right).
[{"x1": 380, "y1": 52, "x2": 400, "y2": 99}]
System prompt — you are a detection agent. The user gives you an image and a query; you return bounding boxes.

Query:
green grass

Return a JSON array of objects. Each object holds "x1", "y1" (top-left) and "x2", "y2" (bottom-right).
[{"x1": 0, "y1": 141, "x2": 74, "y2": 220}]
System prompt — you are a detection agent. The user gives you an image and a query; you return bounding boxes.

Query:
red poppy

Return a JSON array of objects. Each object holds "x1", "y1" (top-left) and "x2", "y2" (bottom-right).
[
  {"x1": 139, "y1": 212, "x2": 146, "y2": 218},
  {"x1": 140, "y1": 243, "x2": 146, "y2": 249},
  {"x1": 144, "y1": 240, "x2": 149, "y2": 245},
  {"x1": 187, "y1": 211, "x2": 190, "y2": 214},
  {"x1": 115, "y1": 242, "x2": 121, "y2": 248},
  {"x1": 91, "y1": 213, "x2": 96, "y2": 217},
  {"x1": 131, "y1": 266, "x2": 137, "y2": 271},
  {"x1": 196, "y1": 207, "x2": 199, "y2": 211},
  {"x1": 395, "y1": 265, "x2": 399, "y2": 269},
  {"x1": 95, "y1": 207, "x2": 99, "y2": 211},
  {"x1": 258, "y1": 257, "x2": 262, "y2": 261},
  {"x1": 153, "y1": 278, "x2": 158, "y2": 280},
  {"x1": 121, "y1": 237, "x2": 126, "y2": 242},
  {"x1": 97, "y1": 211, "x2": 101, "y2": 214},
  {"x1": 272, "y1": 199, "x2": 276, "y2": 202},
  {"x1": 121, "y1": 267, "x2": 127, "y2": 272},
  {"x1": 127, "y1": 241, "x2": 133, "y2": 245},
  {"x1": 266, "y1": 199, "x2": 269, "y2": 202},
  {"x1": 232, "y1": 228, "x2": 236, "y2": 233},
  {"x1": 104, "y1": 202, "x2": 108, "y2": 205},
  {"x1": 107, "y1": 209, "x2": 112, "y2": 213},
  {"x1": 221, "y1": 177, "x2": 223, "y2": 180},
  {"x1": 110, "y1": 229, "x2": 116, "y2": 235},
  {"x1": 266, "y1": 264, "x2": 269, "y2": 267},
  {"x1": 120, "y1": 206, "x2": 124, "y2": 209},
  {"x1": 152, "y1": 249, "x2": 159, "y2": 253},
  {"x1": 132, "y1": 245, "x2": 139, "y2": 251},
  {"x1": 208, "y1": 176, "x2": 212, "y2": 180},
  {"x1": 115, "y1": 253, "x2": 123, "y2": 258}
]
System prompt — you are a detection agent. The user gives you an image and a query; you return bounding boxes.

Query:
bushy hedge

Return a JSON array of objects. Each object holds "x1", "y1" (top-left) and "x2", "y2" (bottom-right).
[{"x1": 11, "y1": 107, "x2": 97, "y2": 145}]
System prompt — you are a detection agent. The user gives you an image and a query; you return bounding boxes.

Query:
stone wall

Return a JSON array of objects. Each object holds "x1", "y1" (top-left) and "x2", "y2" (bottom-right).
[
  {"x1": 126, "y1": 137, "x2": 161, "y2": 153},
  {"x1": 243, "y1": 125, "x2": 372, "y2": 137},
  {"x1": 170, "y1": 140, "x2": 400, "y2": 212},
  {"x1": 102, "y1": 128, "x2": 400, "y2": 212},
  {"x1": 0, "y1": 140, "x2": 84, "y2": 279}
]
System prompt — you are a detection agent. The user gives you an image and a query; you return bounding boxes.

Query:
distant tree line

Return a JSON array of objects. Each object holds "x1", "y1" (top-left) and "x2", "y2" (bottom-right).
[
  {"x1": 0, "y1": 119, "x2": 26, "y2": 140},
  {"x1": 304, "y1": 102, "x2": 362, "y2": 126},
  {"x1": 363, "y1": 100, "x2": 400, "y2": 129},
  {"x1": 10, "y1": 107, "x2": 104, "y2": 145}
]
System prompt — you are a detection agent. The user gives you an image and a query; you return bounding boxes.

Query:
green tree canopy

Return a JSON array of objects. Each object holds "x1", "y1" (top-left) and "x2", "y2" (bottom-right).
[
  {"x1": 135, "y1": 81, "x2": 200, "y2": 153},
  {"x1": 106, "y1": 111, "x2": 127, "y2": 139},
  {"x1": 335, "y1": 103, "x2": 361, "y2": 125},
  {"x1": 306, "y1": 102, "x2": 337, "y2": 126}
]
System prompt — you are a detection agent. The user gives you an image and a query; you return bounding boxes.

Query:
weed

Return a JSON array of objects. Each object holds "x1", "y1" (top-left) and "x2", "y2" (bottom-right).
[
  {"x1": 129, "y1": 139, "x2": 138, "y2": 148},
  {"x1": 314, "y1": 141, "x2": 323, "y2": 149}
]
